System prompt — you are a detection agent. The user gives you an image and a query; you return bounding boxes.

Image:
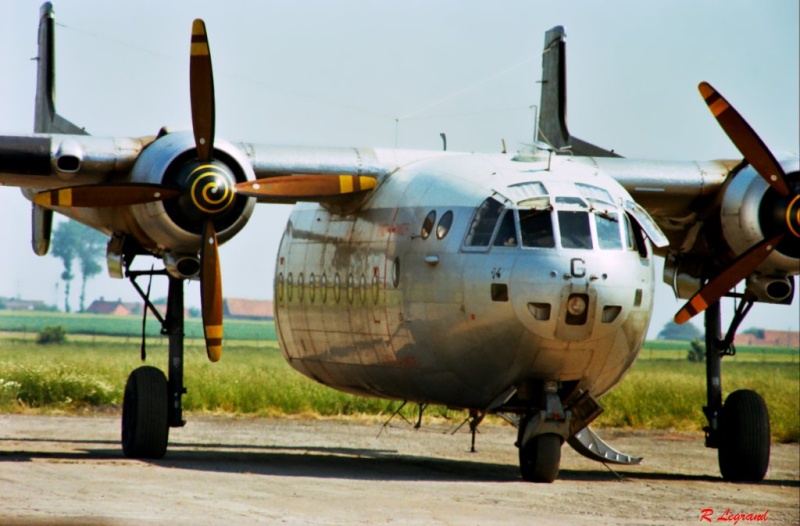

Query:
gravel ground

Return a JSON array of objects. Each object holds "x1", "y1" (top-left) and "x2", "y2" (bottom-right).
[{"x1": 0, "y1": 414, "x2": 797, "y2": 525}]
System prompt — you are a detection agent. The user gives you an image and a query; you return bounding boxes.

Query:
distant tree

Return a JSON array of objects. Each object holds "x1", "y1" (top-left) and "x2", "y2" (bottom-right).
[
  {"x1": 75, "y1": 229, "x2": 107, "y2": 312},
  {"x1": 657, "y1": 320, "x2": 702, "y2": 341},
  {"x1": 51, "y1": 220, "x2": 108, "y2": 312},
  {"x1": 51, "y1": 222, "x2": 77, "y2": 312}
]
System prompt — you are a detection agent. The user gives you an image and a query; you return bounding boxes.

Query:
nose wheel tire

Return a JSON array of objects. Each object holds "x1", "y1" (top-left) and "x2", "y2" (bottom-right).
[
  {"x1": 122, "y1": 366, "x2": 169, "y2": 459},
  {"x1": 519, "y1": 432, "x2": 563, "y2": 483},
  {"x1": 718, "y1": 389, "x2": 770, "y2": 481}
]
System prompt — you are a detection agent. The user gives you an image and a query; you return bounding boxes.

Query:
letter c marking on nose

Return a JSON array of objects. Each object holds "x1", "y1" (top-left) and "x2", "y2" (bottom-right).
[{"x1": 570, "y1": 258, "x2": 586, "y2": 278}]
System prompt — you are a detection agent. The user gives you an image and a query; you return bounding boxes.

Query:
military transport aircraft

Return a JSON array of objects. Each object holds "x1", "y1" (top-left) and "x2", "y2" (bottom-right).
[{"x1": 1, "y1": 3, "x2": 797, "y2": 483}]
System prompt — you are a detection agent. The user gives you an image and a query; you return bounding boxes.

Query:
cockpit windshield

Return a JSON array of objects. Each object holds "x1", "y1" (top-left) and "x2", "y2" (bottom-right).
[
  {"x1": 519, "y1": 209, "x2": 555, "y2": 248},
  {"x1": 462, "y1": 184, "x2": 646, "y2": 256}
]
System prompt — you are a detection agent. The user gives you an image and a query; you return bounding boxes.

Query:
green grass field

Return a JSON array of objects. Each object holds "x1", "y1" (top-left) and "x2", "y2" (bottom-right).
[
  {"x1": 0, "y1": 313, "x2": 797, "y2": 442},
  {"x1": 0, "y1": 310, "x2": 276, "y2": 341}
]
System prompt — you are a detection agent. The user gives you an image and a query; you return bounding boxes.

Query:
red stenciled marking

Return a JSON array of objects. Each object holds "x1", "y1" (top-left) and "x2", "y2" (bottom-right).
[{"x1": 700, "y1": 508, "x2": 770, "y2": 524}]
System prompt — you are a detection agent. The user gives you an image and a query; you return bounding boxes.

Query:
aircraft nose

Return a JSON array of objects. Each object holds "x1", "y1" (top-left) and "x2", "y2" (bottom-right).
[{"x1": 510, "y1": 254, "x2": 637, "y2": 342}]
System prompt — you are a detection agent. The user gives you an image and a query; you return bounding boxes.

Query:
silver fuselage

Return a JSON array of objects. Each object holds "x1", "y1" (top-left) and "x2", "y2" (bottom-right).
[{"x1": 275, "y1": 153, "x2": 654, "y2": 410}]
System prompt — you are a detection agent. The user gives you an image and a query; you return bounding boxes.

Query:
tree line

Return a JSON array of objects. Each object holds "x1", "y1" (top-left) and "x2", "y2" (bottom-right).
[{"x1": 50, "y1": 219, "x2": 107, "y2": 313}]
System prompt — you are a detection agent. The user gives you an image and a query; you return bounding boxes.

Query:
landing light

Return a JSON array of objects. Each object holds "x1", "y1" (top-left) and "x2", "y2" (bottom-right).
[{"x1": 567, "y1": 295, "x2": 587, "y2": 316}]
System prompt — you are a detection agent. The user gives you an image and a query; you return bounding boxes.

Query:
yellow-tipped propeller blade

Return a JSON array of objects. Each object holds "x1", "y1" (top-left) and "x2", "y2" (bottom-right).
[
  {"x1": 190, "y1": 19, "x2": 215, "y2": 163},
  {"x1": 33, "y1": 184, "x2": 179, "y2": 207},
  {"x1": 200, "y1": 220, "x2": 223, "y2": 362},
  {"x1": 236, "y1": 174, "x2": 377, "y2": 201},
  {"x1": 698, "y1": 82, "x2": 789, "y2": 196}
]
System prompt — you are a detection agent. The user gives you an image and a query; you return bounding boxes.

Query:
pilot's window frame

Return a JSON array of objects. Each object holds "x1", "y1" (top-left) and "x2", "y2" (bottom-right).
[
  {"x1": 463, "y1": 197, "x2": 505, "y2": 251},
  {"x1": 421, "y1": 210, "x2": 436, "y2": 239},
  {"x1": 557, "y1": 210, "x2": 593, "y2": 250},
  {"x1": 519, "y1": 208, "x2": 556, "y2": 249},
  {"x1": 436, "y1": 210, "x2": 454, "y2": 240},
  {"x1": 492, "y1": 210, "x2": 519, "y2": 247},
  {"x1": 595, "y1": 211, "x2": 624, "y2": 250},
  {"x1": 626, "y1": 212, "x2": 650, "y2": 258},
  {"x1": 576, "y1": 183, "x2": 614, "y2": 205}
]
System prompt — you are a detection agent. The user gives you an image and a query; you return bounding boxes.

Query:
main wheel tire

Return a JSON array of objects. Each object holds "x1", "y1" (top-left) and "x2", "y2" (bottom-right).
[
  {"x1": 718, "y1": 389, "x2": 770, "y2": 481},
  {"x1": 122, "y1": 366, "x2": 169, "y2": 459},
  {"x1": 519, "y1": 433, "x2": 562, "y2": 483}
]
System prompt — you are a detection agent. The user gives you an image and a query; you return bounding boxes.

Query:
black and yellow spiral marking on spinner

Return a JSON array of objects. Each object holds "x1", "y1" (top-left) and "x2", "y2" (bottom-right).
[{"x1": 188, "y1": 164, "x2": 236, "y2": 215}]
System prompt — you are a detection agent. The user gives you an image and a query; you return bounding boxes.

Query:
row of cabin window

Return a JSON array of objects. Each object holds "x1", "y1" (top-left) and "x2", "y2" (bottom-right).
[
  {"x1": 464, "y1": 198, "x2": 642, "y2": 253},
  {"x1": 276, "y1": 262, "x2": 400, "y2": 305}
]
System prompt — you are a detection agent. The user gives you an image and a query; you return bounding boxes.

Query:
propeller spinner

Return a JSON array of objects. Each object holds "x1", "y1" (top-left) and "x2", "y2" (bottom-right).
[{"x1": 674, "y1": 83, "x2": 798, "y2": 324}]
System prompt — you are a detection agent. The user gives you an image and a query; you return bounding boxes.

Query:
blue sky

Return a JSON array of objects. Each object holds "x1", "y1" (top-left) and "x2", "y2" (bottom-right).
[{"x1": 1, "y1": 1, "x2": 798, "y2": 337}]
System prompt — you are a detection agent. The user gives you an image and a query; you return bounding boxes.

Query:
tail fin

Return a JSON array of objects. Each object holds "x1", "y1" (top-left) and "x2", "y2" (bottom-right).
[
  {"x1": 32, "y1": 2, "x2": 88, "y2": 256},
  {"x1": 34, "y1": 2, "x2": 87, "y2": 135},
  {"x1": 537, "y1": 26, "x2": 619, "y2": 158}
]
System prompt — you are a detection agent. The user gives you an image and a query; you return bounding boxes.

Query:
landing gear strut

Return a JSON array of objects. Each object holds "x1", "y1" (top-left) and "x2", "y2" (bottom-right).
[
  {"x1": 122, "y1": 272, "x2": 188, "y2": 459},
  {"x1": 703, "y1": 300, "x2": 770, "y2": 481}
]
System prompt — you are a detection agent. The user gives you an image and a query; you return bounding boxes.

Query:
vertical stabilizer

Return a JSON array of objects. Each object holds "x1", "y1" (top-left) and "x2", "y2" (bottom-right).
[
  {"x1": 32, "y1": 2, "x2": 87, "y2": 255},
  {"x1": 537, "y1": 26, "x2": 620, "y2": 158},
  {"x1": 34, "y1": 2, "x2": 86, "y2": 135}
]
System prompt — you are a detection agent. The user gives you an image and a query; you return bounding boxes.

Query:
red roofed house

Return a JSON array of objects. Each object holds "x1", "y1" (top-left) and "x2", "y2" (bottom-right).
[
  {"x1": 223, "y1": 298, "x2": 273, "y2": 320},
  {"x1": 85, "y1": 298, "x2": 142, "y2": 316},
  {"x1": 736, "y1": 330, "x2": 799, "y2": 348}
]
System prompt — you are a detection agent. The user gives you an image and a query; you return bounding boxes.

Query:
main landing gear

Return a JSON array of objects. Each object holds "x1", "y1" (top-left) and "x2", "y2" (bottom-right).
[
  {"x1": 122, "y1": 271, "x2": 188, "y2": 459},
  {"x1": 702, "y1": 300, "x2": 770, "y2": 481}
]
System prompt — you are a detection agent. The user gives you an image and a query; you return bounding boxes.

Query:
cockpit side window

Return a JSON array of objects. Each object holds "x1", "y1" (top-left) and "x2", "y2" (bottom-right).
[
  {"x1": 558, "y1": 211, "x2": 593, "y2": 249},
  {"x1": 519, "y1": 210, "x2": 555, "y2": 248},
  {"x1": 596, "y1": 211, "x2": 623, "y2": 250},
  {"x1": 493, "y1": 210, "x2": 518, "y2": 247},
  {"x1": 465, "y1": 198, "x2": 504, "y2": 247},
  {"x1": 626, "y1": 212, "x2": 649, "y2": 258}
]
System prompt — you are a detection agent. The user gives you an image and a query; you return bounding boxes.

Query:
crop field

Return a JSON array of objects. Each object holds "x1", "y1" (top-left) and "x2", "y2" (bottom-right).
[
  {"x1": 0, "y1": 322, "x2": 797, "y2": 442},
  {"x1": 0, "y1": 310, "x2": 276, "y2": 341}
]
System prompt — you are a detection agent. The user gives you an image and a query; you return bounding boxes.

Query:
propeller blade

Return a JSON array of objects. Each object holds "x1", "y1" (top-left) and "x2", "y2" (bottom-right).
[
  {"x1": 236, "y1": 175, "x2": 377, "y2": 201},
  {"x1": 698, "y1": 82, "x2": 789, "y2": 196},
  {"x1": 190, "y1": 19, "x2": 215, "y2": 162},
  {"x1": 674, "y1": 234, "x2": 785, "y2": 324},
  {"x1": 33, "y1": 184, "x2": 179, "y2": 207},
  {"x1": 200, "y1": 220, "x2": 223, "y2": 362}
]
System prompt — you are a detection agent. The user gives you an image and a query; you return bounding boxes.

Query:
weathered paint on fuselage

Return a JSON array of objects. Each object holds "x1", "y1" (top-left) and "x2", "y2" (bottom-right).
[{"x1": 274, "y1": 152, "x2": 654, "y2": 410}]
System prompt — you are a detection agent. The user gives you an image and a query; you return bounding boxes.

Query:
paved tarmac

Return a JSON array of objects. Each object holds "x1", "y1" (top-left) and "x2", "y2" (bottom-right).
[{"x1": 0, "y1": 414, "x2": 798, "y2": 525}]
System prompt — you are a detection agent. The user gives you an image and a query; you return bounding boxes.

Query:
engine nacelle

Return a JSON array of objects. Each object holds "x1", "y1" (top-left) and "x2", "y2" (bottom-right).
[
  {"x1": 721, "y1": 159, "x2": 799, "y2": 269},
  {"x1": 127, "y1": 131, "x2": 255, "y2": 254}
]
